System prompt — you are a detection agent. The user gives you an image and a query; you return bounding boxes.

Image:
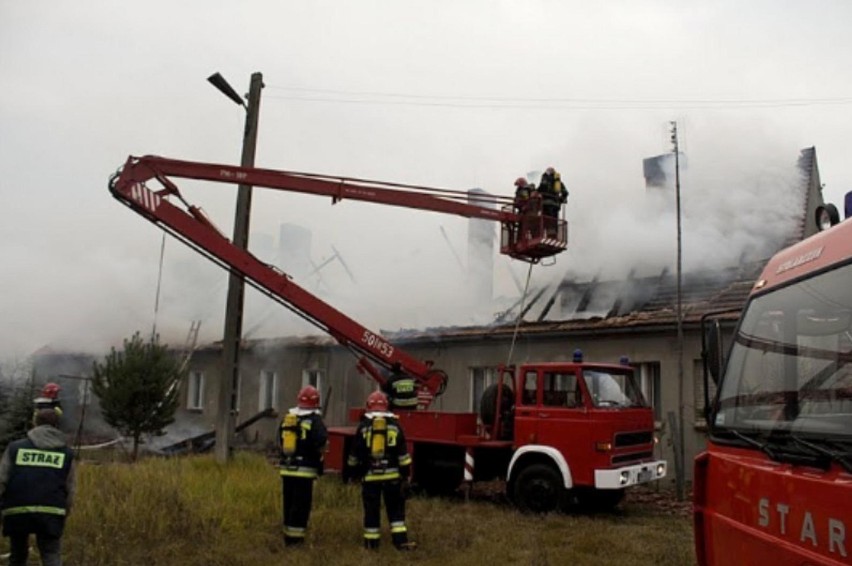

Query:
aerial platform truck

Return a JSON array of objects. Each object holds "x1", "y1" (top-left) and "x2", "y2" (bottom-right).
[{"x1": 109, "y1": 155, "x2": 665, "y2": 512}]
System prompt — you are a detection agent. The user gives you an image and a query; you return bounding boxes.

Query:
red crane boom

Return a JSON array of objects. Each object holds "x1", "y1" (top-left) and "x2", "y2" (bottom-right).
[{"x1": 108, "y1": 155, "x2": 568, "y2": 405}]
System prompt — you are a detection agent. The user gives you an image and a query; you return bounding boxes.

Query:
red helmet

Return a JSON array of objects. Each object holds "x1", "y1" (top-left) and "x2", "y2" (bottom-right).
[
  {"x1": 514, "y1": 177, "x2": 528, "y2": 187},
  {"x1": 366, "y1": 391, "x2": 389, "y2": 411},
  {"x1": 41, "y1": 382, "x2": 61, "y2": 400},
  {"x1": 297, "y1": 385, "x2": 320, "y2": 409}
]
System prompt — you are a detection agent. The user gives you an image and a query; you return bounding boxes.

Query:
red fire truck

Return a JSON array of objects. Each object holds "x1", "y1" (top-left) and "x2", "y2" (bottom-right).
[
  {"x1": 109, "y1": 155, "x2": 666, "y2": 512},
  {"x1": 696, "y1": 201, "x2": 852, "y2": 564}
]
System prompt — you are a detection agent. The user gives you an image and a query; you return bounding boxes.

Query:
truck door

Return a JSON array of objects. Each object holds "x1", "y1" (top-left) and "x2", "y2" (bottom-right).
[
  {"x1": 513, "y1": 369, "x2": 588, "y2": 453},
  {"x1": 536, "y1": 370, "x2": 589, "y2": 457},
  {"x1": 512, "y1": 369, "x2": 540, "y2": 446}
]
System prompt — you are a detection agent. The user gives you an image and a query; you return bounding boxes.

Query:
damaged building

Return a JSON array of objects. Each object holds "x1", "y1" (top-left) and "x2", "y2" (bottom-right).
[
  {"x1": 169, "y1": 147, "x2": 830, "y2": 481},
  {"x1": 30, "y1": 148, "x2": 831, "y2": 478}
]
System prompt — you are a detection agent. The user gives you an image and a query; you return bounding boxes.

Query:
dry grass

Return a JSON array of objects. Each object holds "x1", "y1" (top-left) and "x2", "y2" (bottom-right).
[{"x1": 0, "y1": 453, "x2": 694, "y2": 565}]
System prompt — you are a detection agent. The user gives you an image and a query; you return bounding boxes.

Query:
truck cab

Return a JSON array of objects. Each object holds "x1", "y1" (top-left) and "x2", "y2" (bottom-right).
[
  {"x1": 505, "y1": 360, "x2": 666, "y2": 512},
  {"x1": 696, "y1": 209, "x2": 852, "y2": 565},
  {"x1": 325, "y1": 356, "x2": 666, "y2": 514}
]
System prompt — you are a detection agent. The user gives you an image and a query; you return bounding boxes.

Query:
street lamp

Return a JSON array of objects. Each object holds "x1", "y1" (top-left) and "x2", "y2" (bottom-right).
[
  {"x1": 209, "y1": 71, "x2": 264, "y2": 464},
  {"x1": 207, "y1": 73, "x2": 246, "y2": 108}
]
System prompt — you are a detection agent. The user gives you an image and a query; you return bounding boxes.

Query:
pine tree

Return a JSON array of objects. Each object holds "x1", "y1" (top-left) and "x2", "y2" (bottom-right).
[{"x1": 92, "y1": 332, "x2": 185, "y2": 461}]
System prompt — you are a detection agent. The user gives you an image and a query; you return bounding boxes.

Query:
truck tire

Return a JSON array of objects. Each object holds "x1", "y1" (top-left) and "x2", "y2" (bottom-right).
[
  {"x1": 512, "y1": 463, "x2": 563, "y2": 514},
  {"x1": 480, "y1": 383, "x2": 513, "y2": 426}
]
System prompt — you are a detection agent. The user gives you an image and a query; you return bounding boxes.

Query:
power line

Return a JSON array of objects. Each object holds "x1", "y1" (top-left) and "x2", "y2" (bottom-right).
[{"x1": 266, "y1": 84, "x2": 852, "y2": 110}]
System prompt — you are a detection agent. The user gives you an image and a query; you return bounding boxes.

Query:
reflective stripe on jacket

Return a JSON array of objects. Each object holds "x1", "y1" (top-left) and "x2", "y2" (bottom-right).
[
  {"x1": 347, "y1": 413, "x2": 411, "y2": 482},
  {"x1": 1, "y1": 436, "x2": 73, "y2": 538}
]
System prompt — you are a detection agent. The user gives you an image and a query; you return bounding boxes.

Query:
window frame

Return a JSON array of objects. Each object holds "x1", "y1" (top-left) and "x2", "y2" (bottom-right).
[
  {"x1": 187, "y1": 370, "x2": 205, "y2": 411},
  {"x1": 259, "y1": 369, "x2": 279, "y2": 411}
]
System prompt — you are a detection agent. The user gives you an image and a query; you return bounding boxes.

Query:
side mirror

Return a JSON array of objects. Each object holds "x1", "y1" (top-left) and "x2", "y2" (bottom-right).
[{"x1": 705, "y1": 320, "x2": 724, "y2": 386}]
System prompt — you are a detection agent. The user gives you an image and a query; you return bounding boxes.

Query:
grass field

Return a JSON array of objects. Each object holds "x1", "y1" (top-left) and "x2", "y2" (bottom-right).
[{"x1": 0, "y1": 452, "x2": 694, "y2": 566}]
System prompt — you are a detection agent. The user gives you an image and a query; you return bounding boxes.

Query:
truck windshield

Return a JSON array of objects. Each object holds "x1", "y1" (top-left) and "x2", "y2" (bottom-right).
[
  {"x1": 715, "y1": 262, "x2": 852, "y2": 438},
  {"x1": 583, "y1": 370, "x2": 646, "y2": 408}
]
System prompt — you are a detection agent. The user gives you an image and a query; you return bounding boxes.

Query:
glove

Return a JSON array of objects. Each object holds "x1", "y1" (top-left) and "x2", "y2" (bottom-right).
[{"x1": 399, "y1": 479, "x2": 411, "y2": 500}]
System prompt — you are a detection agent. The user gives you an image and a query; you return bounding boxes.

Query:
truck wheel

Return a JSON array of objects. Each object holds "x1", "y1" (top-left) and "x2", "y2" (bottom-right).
[
  {"x1": 573, "y1": 487, "x2": 625, "y2": 512},
  {"x1": 513, "y1": 463, "x2": 563, "y2": 514}
]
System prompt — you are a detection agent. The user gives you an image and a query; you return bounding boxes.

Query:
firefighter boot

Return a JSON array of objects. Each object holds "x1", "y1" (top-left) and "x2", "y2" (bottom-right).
[{"x1": 364, "y1": 539, "x2": 380, "y2": 550}]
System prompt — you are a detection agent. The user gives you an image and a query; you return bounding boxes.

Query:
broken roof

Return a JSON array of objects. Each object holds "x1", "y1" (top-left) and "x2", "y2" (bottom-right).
[{"x1": 390, "y1": 148, "x2": 819, "y2": 342}]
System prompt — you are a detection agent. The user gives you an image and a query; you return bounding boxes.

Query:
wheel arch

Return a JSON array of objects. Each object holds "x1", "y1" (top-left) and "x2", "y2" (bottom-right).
[{"x1": 507, "y1": 445, "x2": 573, "y2": 490}]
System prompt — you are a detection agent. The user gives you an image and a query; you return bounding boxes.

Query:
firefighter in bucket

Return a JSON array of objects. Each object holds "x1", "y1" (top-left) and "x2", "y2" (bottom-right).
[
  {"x1": 347, "y1": 391, "x2": 416, "y2": 551},
  {"x1": 279, "y1": 385, "x2": 328, "y2": 546}
]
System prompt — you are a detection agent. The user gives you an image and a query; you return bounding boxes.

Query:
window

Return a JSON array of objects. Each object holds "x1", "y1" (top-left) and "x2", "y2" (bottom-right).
[
  {"x1": 522, "y1": 371, "x2": 538, "y2": 405},
  {"x1": 543, "y1": 372, "x2": 580, "y2": 407},
  {"x1": 187, "y1": 371, "x2": 204, "y2": 410},
  {"x1": 259, "y1": 370, "x2": 278, "y2": 411},
  {"x1": 584, "y1": 370, "x2": 644, "y2": 408},
  {"x1": 634, "y1": 362, "x2": 661, "y2": 421},
  {"x1": 470, "y1": 367, "x2": 498, "y2": 411},
  {"x1": 78, "y1": 378, "x2": 92, "y2": 405},
  {"x1": 302, "y1": 368, "x2": 323, "y2": 393}
]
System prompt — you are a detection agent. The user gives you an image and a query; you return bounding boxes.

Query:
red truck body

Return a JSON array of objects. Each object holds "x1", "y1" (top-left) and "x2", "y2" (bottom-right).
[
  {"x1": 695, "y1": 214, "x2": 852, "y2": 565},
  {"x1": 328, "y1": 361, "x2": 665, "y2": 512}
]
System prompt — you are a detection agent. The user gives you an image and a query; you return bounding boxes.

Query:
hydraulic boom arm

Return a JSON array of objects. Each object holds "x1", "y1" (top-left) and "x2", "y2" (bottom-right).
[{"x1": 108, "y1": 155, "x2": 568, "y2": 405}]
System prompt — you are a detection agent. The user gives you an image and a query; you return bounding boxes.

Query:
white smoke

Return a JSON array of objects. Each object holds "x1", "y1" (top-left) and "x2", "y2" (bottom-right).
[{"x1": 535, "y1": 129, "x2": 806, "y2": 292}]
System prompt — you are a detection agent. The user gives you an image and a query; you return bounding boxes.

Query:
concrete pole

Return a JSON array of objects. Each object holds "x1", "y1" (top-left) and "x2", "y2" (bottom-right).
[
  {"x1": 671, "y1": 121, "x2": 686, "y2": 501},
  {"x1": 215, "y1": 72, "x2": 264, "y2": 464}
]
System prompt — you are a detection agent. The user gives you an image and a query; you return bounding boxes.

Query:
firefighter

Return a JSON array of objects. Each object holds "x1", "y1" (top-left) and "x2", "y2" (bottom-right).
[
  {"x1": 513, "y1": 177, "x2": 531, "y2": 213},
  {"x1": 0, "y1": 408, "x2": 75, "y2": 566},
  {"x1": 382, "y1": 362, "x2": 418, "y2": 411},
  {"x1": 33, "y1": 382, "x2": 63, "y2": 418},
  {"x1": 554, "y1": 171, "x2": 569, "y2": 205},
  {"x1": 279, "y1": 385, "x2": 328, "y2": 546},
  {"x1": 347, "y1": 391, "x2": 416, "y2": 551},
  {"x1": 539, "y1": 167, "x2": 568, "y2": 235}
]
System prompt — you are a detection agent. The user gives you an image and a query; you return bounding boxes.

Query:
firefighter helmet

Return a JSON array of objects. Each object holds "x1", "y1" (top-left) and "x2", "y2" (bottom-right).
[
  {"x1": 366, "y1": 390, "x2": 389, "y2": 411},
  {"x1": 545, "y1": 167, "x2": 555, "y2": 175},
  {"x1": 514, "y1": 177, "x2": 528, "y2": 187},
  {"x1": 297, "y1": 385, "x2": 320, "y2": 409},
  {"x1": 41, "y1": 382, "x2": 61, "y2": 400}
]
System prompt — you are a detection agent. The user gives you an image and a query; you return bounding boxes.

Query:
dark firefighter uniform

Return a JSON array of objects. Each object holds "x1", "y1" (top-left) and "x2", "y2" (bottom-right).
[
  {"x1": 539, "y1": 168, "x2": 568, "y2": 221},
  {"x1": 383, "y1": 370, "x2": 419, "y2": 411},
  {"x1": 347, "y1": 400, "x2": 414, "y2": 550},
  {"x1": 279, "y1": 404, "x2": 328, "y2": 545},
  {"x1": 0, "y1": 411, "x2": 75, "y2": 566}
]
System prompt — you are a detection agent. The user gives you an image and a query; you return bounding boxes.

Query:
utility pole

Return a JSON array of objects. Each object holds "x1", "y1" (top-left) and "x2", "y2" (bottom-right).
[
  {"x1": 670, "y1": 120, "x2": 686, "y2": 501},
  {"x1": 211, "y1": 71, "x2": 264, "y2": 464}
]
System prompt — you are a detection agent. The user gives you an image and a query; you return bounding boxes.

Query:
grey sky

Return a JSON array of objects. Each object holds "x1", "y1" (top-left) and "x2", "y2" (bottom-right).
[{"x1": 1, "y1": 1, "x2": 851, "y2": 359}]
